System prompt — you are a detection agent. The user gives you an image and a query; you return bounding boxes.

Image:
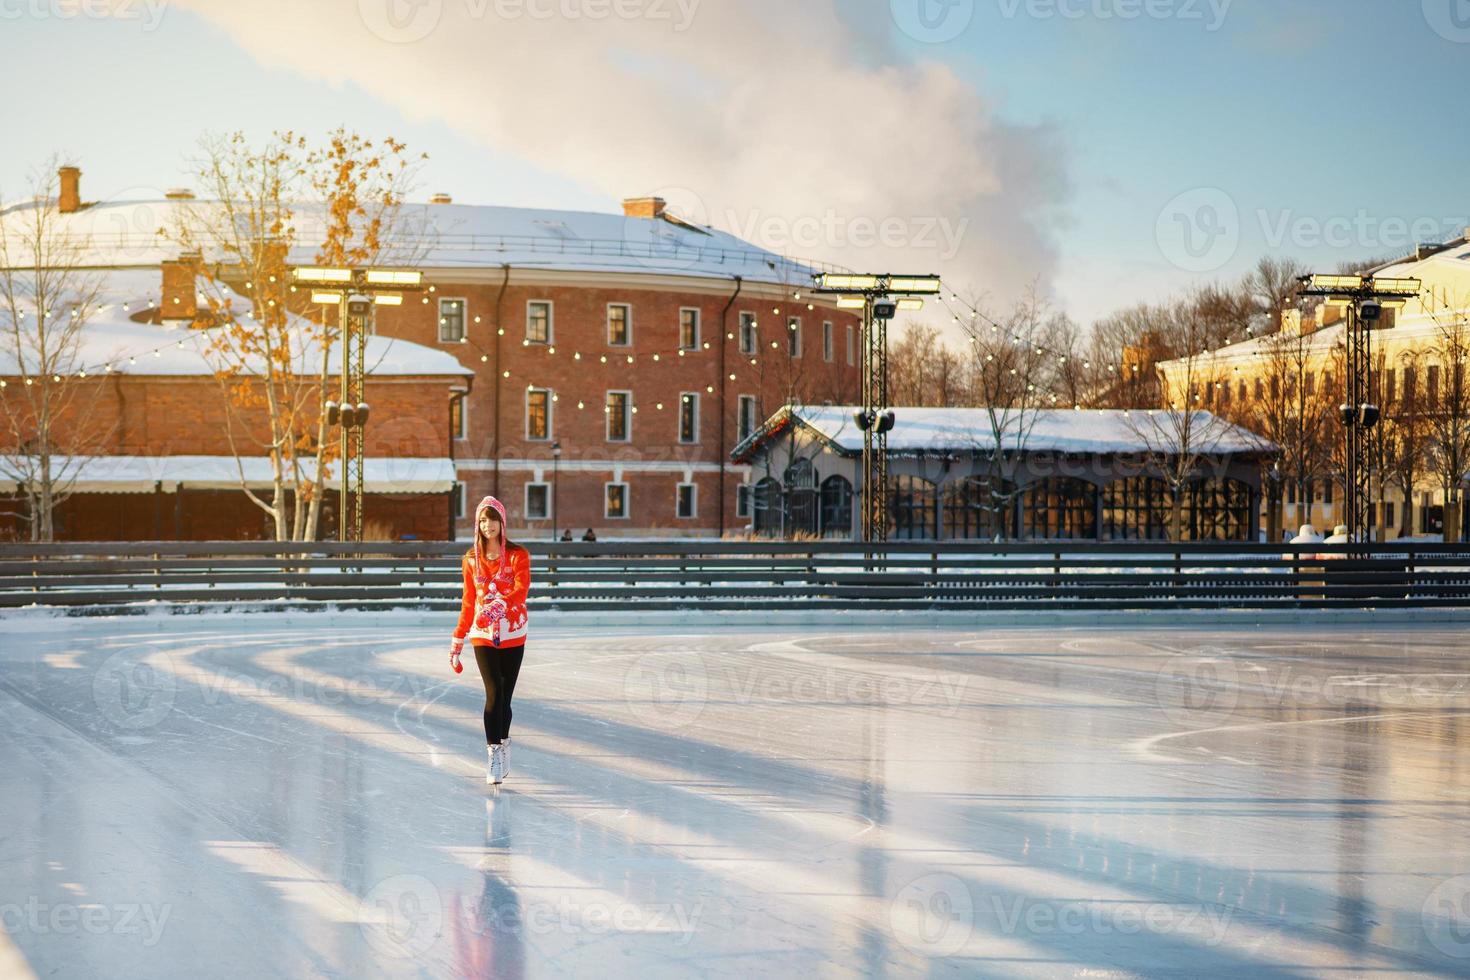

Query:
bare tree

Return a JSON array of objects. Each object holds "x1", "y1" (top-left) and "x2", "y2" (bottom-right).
[
  {"x1": 959, "y1": 285, "x2": 1067, "y2": 539},
  {"x1": 1128, "y1": 301, "x2": 1238, "y2": 540},
  {"x1": 1376, "y1": 346, "x2": 1430, "y2": 539},
  {"x1": 1246, "y1": 324, "x2": 1337, "y2": 531},
  {"x1": 1424, "y1": 302, "x2": 1470, "y2": 542},
  {"x1": 0, "y1": 160, "x2": 107, "y2": 540},
  {"x1": 173, "y1": 130, "x2": 423, "y2": 541}
]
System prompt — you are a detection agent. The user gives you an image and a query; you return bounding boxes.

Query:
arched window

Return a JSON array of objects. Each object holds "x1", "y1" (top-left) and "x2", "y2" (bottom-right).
[
  {"x1": 942, "y1": 477, "x2": 1016, "y2": 540},
  {"x1": 1185, "y1": 476, "x2": 1252, "y2": 541},
  {"x1": 1101, "y1": 476, "x2": 1169, "y2": 541},
  {"x1": 819, "y1": 474, "x2": 853, "y2": 538},
  {"x1": 753, "y1": 477, "x2": 783, "y2": 536},
  {"x1": 889, "y1": 476, "x2": 938, "y2": 540},
  {"x1": 1020, "y1": 477, "x2": 1098, "y2": 540},
  {"x1": 784, "y1": 459, "x2": 818, "y2": 536}
]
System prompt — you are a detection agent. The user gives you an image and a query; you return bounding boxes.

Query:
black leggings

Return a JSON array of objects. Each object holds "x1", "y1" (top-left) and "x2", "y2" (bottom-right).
[{"x1": 473, "y1": 644, "x2": 525, "y2": 744}]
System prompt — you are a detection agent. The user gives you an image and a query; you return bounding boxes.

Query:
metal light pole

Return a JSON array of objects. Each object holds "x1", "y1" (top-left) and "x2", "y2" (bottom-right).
[
  {"x1": 1296, "y1": 274, "x2": 1422, "y2": 553},
  {"x1": 810, "y1": 274, "x2": 940, "y2": 543},
  {"x1": 294, "y1": 266, "x2": 424, "y2": 543},
  {"x1": 551, "y1": 441, "x2": 562, "y2": 540}
]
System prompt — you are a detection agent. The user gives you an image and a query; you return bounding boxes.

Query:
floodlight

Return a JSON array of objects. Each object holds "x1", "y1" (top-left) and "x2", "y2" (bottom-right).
[
  {"x1": 292, "y1": 267, "x2": 352, "y2": 283},
  {"x1": 373, "y1": 293, "x2": 404, "y2": 306},
  {"x1": 310, "y1": 291, "x2": 342, "y2": 304},
  {"x1": 896, "y1": 298, "x2": 924, "y2": 311},
  {"x1": 1308, "y1": 274, "x2": 1366, "y2": 292},
  {"x1": 1369, "y1": 277, "x2": 1422, "y2": 296},
  {"x1": 364, "y1": 269, "x2": 423, "y2": 287},
  {"x1": 818, "y1": 274, "x2": 880, "y2": 290},
  {"x1": 836, "y1": 297, "x2": 866, "y2": 309},
  {"x1": 886, "y1": 277, "x2": 941, "y2": 294}
]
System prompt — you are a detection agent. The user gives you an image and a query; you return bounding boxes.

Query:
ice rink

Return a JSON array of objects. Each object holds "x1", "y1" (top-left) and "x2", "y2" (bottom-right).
[{"x1": 3, "y1": 612, "x2": 1470, "y2": 978}]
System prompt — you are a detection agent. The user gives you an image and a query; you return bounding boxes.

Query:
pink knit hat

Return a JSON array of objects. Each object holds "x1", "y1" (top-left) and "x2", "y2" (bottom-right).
[{"x1": 472, "y1": 495, "x2": 509, "y2": 569}]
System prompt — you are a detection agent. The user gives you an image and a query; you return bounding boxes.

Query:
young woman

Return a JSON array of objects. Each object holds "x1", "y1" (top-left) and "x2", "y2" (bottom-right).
[{"x1": 450, "y1": 496, "x2": 531, "y2": 785}]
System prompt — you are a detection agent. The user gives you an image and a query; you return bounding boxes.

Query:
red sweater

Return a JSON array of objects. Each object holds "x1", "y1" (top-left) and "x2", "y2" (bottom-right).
[{"x1": 454, "y1": 544, "x2": 531, "y2": 647}]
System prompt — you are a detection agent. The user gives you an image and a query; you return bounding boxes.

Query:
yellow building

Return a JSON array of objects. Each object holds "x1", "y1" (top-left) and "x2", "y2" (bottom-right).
[{"x1": 1157, "y1": 233, "x2": 1470, "y2": 541}]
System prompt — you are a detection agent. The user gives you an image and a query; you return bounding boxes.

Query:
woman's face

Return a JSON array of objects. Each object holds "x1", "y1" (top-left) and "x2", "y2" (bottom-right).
[{"x1": 479, "y1": 511, "x2": 501, "y2": 543}]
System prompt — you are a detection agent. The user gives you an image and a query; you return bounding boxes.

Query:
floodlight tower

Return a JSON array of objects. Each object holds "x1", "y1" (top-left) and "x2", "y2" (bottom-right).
[
  {"x1": 292, "y1": 267, "x2": 425, "y2": 542},
  {"x1": 812, "y1": 274, "x2": 940, "y2": 542},
  {"x1": 1295, "y1": 273, "x2": 1422, "y2": 551}
]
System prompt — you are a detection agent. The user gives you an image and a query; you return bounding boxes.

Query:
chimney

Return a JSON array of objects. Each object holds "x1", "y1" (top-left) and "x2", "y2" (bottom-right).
[
  {"x1": 58, "y1": 166, "x2": 81, "y2": 214},
  {"x1": 429, "y1": 192, "x2": 453, "y2": 205},
  {"x1": 161, "y1": 252, "x2": 201, "y2": 322},
  {"x1": 622, "y1": 196, "x2": 666, "y2": 220}
]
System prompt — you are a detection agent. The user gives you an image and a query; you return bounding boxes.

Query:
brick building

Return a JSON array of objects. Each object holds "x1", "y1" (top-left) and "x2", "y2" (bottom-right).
[
  {"x1": 2, "y1": 171, "x2": 864, "y2": 539},
  {"x1": 0, "y1": 266, "x2": 469, "y2": 541}
]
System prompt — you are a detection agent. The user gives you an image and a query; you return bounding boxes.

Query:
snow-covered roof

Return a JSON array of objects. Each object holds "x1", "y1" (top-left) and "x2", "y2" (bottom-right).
[
  {"x1": 733, "y1": 405, "x2": 1273, "y2": 461},
  {"x1": 0, "y1": 197, "x2": 832, "y2": 286},
  {"x1": 2, "y1": 454, "x2": 456, "y2": 493},
  {"x1": 0, "y1": 269, "x2": 471, "y2": 378}
]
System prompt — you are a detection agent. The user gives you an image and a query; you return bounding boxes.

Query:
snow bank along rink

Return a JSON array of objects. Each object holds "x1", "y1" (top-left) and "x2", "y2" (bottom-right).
[{"x1": 3, "y1": 613, "x2": 1470, "y2": 977}]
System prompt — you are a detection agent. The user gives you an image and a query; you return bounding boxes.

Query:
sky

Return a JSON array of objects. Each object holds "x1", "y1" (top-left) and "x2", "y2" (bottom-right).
[{"x1": 0, "y1": 0, "x2": 1465, "y2": 328}]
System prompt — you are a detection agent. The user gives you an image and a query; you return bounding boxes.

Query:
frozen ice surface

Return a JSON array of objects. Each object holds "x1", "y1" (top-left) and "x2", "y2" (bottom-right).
[{"x1": 3, "y1": 614, "x2": 1470, "y2": 977}]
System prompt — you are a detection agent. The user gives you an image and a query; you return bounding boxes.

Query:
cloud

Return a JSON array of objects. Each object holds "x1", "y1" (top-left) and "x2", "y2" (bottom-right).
[{"x1": 167, "y1": 0, "x2": 1069, "y2": 315}]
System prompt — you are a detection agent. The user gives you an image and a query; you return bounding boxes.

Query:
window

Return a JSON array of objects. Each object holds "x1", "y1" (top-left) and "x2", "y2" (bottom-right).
[
  {"x1": 1305, "y1": 372, "x2": 1315, "y2": 395},
  {"x1": 1255, "y1": 378, "x2": 1264, "y2": 400},
  {"x1": 526, "y1": 300, "x2": 551, "y2": 344},
  {"x1": 605, "y1": 482, "x2": 629, "y2": 519},
  {"x1": 739, "y1": 311, "x2": 757, "y2": 354},
  {"x1": 452, "y1": 482, "x2": 466, "y2": 519},
  {"x1": 680, "y1": 308, "x2": 700, "y2": 350},
  {"x1": 823, "y1": 321, "x2": 834, "y2": 362},
  {"x1": 439, "y1": 298, "x2": 466, "y2": 343},
  {"x1": 1324, "y1": 480, "x2": 1333, "y2": 505},
  {"x1": 607, "y1": 303, "x2": 631, "y2": 346},
  {"x1": 846, "y1": 324, "x2": 855, "y2": 365},
  {"x1": 525, "y1": 483, "x2": 549, "y2": 520},
  {"x1": 787, "y1": 316, "x2": 802, "y2": 357},
  {"x1": 1384, "y1": 501, "x2": 1395, "y2": 531},
  {"x1": 1429, "y1": 364, "x2": 1441, "y2": 407},
  {"x1": 606, "y1": 390, "x2": 631, "y2": 441},
  {"x1": 737, "y1": 395, "x2": 757, "y2": 441},
  {"x1": 450, "y1": 393, "x2": 466, "y2": 440},
  {"x1": 678, "y1": 392, "x2": 699, "y2": 443},
  {"x1": 736, "y1": 483, "x2": 753, "y2": 518},
  {"x1": 1386, "y1": 367, "x2": 1397, "y2": 403},
  {"x1": 676, "y1": 483, "x2": 697, "y2": 519},
  {"x1": 526, "y1": 388, "x2": 551, "y2": 441}
]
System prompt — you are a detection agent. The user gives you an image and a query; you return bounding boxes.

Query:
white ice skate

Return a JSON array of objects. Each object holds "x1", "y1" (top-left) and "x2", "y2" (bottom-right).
[{"x1": 488, "y1": 743, "x2": 505, "y2": 785}]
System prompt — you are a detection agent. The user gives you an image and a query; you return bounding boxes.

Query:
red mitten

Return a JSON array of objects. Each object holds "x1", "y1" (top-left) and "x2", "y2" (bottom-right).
[{"x1": 449, "y1": 637, "x2": 464, "y2": 674}]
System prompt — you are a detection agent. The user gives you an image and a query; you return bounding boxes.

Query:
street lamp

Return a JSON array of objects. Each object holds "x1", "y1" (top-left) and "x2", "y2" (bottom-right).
[{"x1": 551, "y1": 441, "x2": 562, "y2": 541}]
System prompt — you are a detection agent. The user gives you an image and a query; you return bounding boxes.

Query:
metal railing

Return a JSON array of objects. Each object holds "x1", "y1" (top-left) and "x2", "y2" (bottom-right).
[{"x1": 4, "y1": 540, "x2": 1470, "y2": 614}]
